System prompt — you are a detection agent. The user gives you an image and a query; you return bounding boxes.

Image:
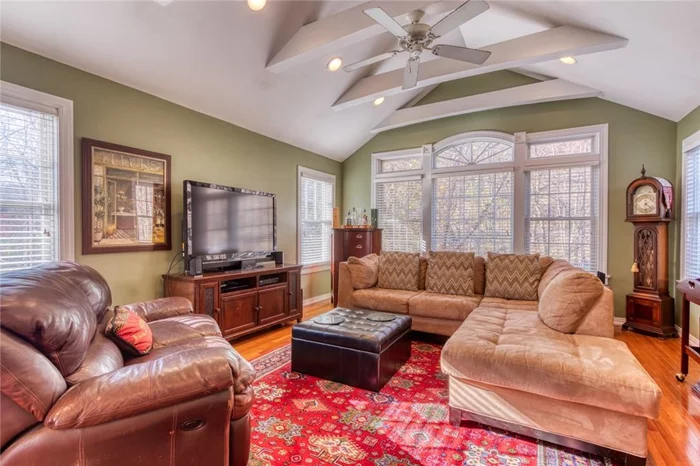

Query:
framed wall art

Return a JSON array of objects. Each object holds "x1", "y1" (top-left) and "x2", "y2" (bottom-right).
[{"x1": 82, "y1": 138, "x2": 171, "y2": 254}]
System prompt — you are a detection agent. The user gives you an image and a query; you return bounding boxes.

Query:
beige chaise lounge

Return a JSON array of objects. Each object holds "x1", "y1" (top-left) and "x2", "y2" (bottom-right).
[{"x1": 337, "y1": 254, "x2": 661, "y2": 465}]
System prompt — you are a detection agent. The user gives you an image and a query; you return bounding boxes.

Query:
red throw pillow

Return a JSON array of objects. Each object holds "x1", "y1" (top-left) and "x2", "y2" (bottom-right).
[{"x1": 104, "y1": 307, "x2": 153, "y2": 356}]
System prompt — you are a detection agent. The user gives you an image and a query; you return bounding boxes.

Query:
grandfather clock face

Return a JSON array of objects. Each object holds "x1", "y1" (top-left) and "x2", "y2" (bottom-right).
[{"x1": 632, "y1": 185, "x2": 657, "y2": 215}]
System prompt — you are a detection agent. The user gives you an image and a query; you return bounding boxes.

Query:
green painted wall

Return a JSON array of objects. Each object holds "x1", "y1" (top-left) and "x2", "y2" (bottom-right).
[
  {"x1": 0, "y1": 43, "x2": 340, "y2": 305},
  {"x1": 677, "y1": 106, "x2": 700, "y2": 337},
  {"x1": 343, "y1": 72, "x2": 678, "y2": 318}
]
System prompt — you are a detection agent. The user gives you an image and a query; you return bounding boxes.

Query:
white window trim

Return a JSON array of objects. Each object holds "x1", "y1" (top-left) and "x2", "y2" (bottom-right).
[
  {"x1": 680, "y1": 129, "x2": 700, "y2": 281},
  {"x1": 370, "y1": 124, "x2": 609, "y2": 274},
  {"x1": 0, "y1": 81, "x2": 75, "y2": 262},
  {"x1": 297, "y1": 166, "x2": 335, "y2": 275}
]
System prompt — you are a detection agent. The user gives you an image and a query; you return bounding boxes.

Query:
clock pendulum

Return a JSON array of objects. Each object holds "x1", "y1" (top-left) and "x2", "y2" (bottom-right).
[{"x1": 623, "y1": 165, "x2": 676, "y2": 338}]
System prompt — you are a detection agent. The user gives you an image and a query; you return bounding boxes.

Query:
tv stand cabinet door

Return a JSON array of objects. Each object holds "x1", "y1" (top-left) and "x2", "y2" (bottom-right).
[
  {"x1": 220, "y1": 290, "x2": 258, "y2": 337},
  {"x1": 288, "y1": 270, "x2": 302, "y2": 318},
  {"x1": 258, "y1": 284, "x2": 288, "y2": 325}
]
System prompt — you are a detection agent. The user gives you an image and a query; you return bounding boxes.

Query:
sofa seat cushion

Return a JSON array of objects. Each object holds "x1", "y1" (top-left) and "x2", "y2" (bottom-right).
[
  {"x1": 352, "y1": 288, "x2": 421, "y2": 314},
  {"x1": 408, "y1": 292, "x2": 481, "y2": 321},
  {"x1": 149, "y1": 315, "x2": 222, "y2": 349},
  {"x1": 441, "y1": 307, "x2": 661, "y2": 419},
  {"x1": 478, "y1": 297, "x2": 537, "y2": 311}
]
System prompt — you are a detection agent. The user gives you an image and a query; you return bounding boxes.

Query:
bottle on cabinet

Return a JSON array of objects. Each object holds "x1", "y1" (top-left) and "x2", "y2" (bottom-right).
[
  {"x1": 362, "y1": 209, "x2": 369, "y2": 226},
  {"x1": 345, "y1": 211, "x2": 352, "y2": 226},
  {"x1": 350, "y1": 207, "x2": 358, "y2": 225}
]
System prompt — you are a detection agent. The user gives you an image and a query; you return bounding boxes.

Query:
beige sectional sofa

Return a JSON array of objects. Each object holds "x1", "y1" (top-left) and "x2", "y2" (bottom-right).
[{"x1": 337, "y1": 253, "x2": 661, "y2": 465}]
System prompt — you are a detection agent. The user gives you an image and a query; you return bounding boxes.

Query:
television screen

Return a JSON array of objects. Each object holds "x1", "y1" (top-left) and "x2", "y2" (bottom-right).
[{"x1": 187, "y1": 182, "x2": 275, "y2": 257}]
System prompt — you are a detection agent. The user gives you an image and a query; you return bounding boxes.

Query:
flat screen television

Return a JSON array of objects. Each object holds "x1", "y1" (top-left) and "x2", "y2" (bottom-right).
[{"x1": 183, "y1": 180, "x2": 276, "y2": 266}]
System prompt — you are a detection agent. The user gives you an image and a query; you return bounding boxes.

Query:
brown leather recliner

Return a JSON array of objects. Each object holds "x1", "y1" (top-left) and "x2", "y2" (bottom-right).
[{"x1": 0, "y1": 262, "x2": 255, "y2": 466}]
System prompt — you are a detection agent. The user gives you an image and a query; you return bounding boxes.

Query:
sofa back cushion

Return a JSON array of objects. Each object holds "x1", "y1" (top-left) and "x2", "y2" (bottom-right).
[
  {"x1": 473, "y1": 256, "x2": 485, "y2": 295},
  {"x1": 426, "y1": 252, "x2": 475, "y2": 296},
  {"x1": 378, "y1": 252, "x2": 420, "y2": 291},
  {"x1": 485, "y1": 253, "x2": 541, "y2": 300},
  {"x1": 418, "y1": 256, "x2": 428, "y2": 290},
  {"x1": 347, "y1": 254, "x2": 379, "y2": 289},
  {"x1": 538, "y1": 269, "x2": 605, "y2": 333}
]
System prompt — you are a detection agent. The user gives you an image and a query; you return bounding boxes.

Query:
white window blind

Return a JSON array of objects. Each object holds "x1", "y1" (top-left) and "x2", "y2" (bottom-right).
[
  {"x1": 299, "y1": 169, "x2": 334, "y2": 266},
  {"x1": 376, "y1": 179, "x2": 423, "y2": 252},
  {"x1": 0, "y1": 102, "x2": 59, "y2": 272},
  {"x1": 683, "y1": 145, "x2": 700, "y2": 279},
  {"x1": 432, "y1": 171, "x2": 513, "y2": 255},
  {"x1": 526, "y1": 166, "x2": 599, "y2": 272}
]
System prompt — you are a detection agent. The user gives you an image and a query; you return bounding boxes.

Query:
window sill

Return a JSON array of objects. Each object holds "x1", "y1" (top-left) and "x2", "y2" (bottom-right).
[{"x1": 301, "y1": 263, "x2": 330, "y2": 275}]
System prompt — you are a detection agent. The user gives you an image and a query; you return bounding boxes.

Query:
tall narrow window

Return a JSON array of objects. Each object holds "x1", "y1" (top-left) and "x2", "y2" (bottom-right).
[
  {"x1": 0, "y1": 102, "x2": 60, "y2": 271},
  {"x1": 376, "y1": 179, "x2": 423, "y2": 252},
  {"x1": 298, "y1": 167, "x2": 335, "y2": 268},
  {"x1": 682, "y1": 134, "x2": 700, "y2": 279},
  {"x1": 526, "y1": 166, "x2": 599, "y2": 271}
]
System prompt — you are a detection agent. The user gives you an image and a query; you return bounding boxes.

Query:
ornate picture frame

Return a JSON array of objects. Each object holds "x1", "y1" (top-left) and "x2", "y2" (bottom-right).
[{"x1": 82, "y1": 138, "x2": 171, "y2": 254}]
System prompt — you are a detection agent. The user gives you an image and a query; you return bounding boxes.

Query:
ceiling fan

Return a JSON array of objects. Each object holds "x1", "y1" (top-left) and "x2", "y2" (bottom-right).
[{"x1": 344, "y1": 0, "x2": 492, "y2": 90}]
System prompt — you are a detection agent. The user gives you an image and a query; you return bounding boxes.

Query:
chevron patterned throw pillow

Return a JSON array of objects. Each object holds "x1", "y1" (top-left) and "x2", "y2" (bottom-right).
[
  {"x1": 426, "y1": 251, "x2": 475, "y2": 296},
  {"x1": 485, "y1": 252, "x2": 542, "y2": 300},
  {"x1": 377, "y1": 251, "x2": 420, "y2": 291}
]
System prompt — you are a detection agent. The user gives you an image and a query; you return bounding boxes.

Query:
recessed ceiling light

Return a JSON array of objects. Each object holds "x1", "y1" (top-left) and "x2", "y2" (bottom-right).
[
  {"x1": 327, "y1": 57, "x2": 343, "y2": 72},
  {"x1": 374, "y1": 97, "x2": 385, "y2": 106},
  {"x1": 247, "y1": 0, "x2": 266, "y2": 11},
  {"x1": 560, "y1": 56, "x2": 577, "y2": 65}
]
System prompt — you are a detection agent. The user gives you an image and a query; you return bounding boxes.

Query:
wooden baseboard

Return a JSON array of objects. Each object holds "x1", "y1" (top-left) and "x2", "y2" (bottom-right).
[{"x1": 303, "y1": 293, "x2": 331, "y2": 307}]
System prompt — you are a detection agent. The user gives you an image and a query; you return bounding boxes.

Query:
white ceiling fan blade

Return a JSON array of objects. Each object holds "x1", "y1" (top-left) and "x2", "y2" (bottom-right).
[
  {"x1": 430, "y1": 0, "x2": 490, "y2": 38},
  {"x1": 402, "y1": 56, "x2": 420, "y2": 90},
  {"x1": 432, "y1": 44, "x2": 491, "y2": 65},
  {"x1": 343, "y1": 51, "x2": 400, "y2": 72},
  {"x1": 364, "y1": 8, "x2": 409, "y2": 39}
]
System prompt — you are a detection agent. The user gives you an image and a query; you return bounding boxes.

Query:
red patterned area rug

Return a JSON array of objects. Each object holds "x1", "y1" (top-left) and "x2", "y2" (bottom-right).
[{"x1": 249, "y1": 342, "x2": 617, "y2": 466}]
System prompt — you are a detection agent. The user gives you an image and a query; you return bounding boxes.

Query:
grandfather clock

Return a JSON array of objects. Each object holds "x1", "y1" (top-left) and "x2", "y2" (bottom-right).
[{"x1": 623, "y1": 166, "x2": 676, "y2": 338}]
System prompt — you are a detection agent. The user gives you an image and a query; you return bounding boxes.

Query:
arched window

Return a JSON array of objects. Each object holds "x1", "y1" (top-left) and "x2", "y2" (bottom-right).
[
  {"x1": 371, "y1": 127, "x2": 607, "y2": 273},
  {"x1": 434, "y1": 138, "x2": 513, "y2": 168}
]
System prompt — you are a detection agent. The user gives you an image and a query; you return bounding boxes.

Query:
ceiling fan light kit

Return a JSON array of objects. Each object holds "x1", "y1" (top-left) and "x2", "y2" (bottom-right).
[
  {"x1": 246, "y1": 0, "x2": 266, "y2": 11},
  {"x1": 560, "y1": 56, "x2": 578, "y2": 64},
  {"x1": 343, "y1": 0, "x2": 493, "y2": 90}
]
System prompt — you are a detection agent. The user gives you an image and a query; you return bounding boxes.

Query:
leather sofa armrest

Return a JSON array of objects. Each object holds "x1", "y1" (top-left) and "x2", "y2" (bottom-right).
[
  {"x1": 120, "y1": 297, "x2": 193, "y2": 322},
  {"x1": 44, "y1": 347, "x2": 239, "y2": 429},
  {"x1": 337, "y1": 262, "x2": 354, "y2": 308}
]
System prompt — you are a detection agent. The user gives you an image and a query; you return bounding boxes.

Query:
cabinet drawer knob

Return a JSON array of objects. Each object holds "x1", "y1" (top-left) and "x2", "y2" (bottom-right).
[
  {"x1": 355, "y1": 234, "x2": 363, "y2": 238},
  {"x1": 356, "y1": 244, "x2": 363, "y2": 249},
  {"x1": 288, "y1": 292, "x2": 293, "y2": 296}
]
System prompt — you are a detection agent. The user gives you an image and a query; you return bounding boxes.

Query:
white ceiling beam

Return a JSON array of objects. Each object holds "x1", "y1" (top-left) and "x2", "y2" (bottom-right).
[
  {"x1": 333, "y1": 25, "x2": 627, "y2": 110},
  {"x1": 371, "y1": 79, "x2": 601, "y2": 133},
  {"x1": 266, "y1": 1, "x2": 459, "y2": 74}
]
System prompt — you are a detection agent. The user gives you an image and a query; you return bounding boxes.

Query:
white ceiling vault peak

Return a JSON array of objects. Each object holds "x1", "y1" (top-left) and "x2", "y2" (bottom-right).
[{"x1": 2, "y1": 0, "x2": 699, "y2": 162}]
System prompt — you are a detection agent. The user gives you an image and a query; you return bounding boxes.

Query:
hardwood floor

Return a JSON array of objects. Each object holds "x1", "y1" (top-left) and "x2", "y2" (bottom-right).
[{"x1": 232, "y1": 301, "x2": 700, "y2": 466}]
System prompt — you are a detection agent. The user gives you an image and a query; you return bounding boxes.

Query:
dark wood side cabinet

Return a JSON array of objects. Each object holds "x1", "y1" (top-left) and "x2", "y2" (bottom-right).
[
  {"x1": 331, "y1": 228, "x2": 382, "y2": 304},
  {"x1": 164, "y1": 264, "x2": 303, "y2": 341}
]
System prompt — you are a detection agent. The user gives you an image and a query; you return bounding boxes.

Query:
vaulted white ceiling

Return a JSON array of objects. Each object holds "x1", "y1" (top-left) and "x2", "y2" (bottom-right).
[{"x1": 2, "y1": 1, "x2": 699, "y2": 161}]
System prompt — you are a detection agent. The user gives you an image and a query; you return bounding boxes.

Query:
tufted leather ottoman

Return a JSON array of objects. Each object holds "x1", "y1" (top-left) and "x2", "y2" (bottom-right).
[{"x1": 291, "y1": 308, "x2": 411, "y2": 391}]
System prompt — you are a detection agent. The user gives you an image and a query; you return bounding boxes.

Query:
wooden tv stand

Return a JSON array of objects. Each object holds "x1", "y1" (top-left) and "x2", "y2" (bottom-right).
[{"x1": 163, "y1": 264, "x2": 303, "y2": 341}]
